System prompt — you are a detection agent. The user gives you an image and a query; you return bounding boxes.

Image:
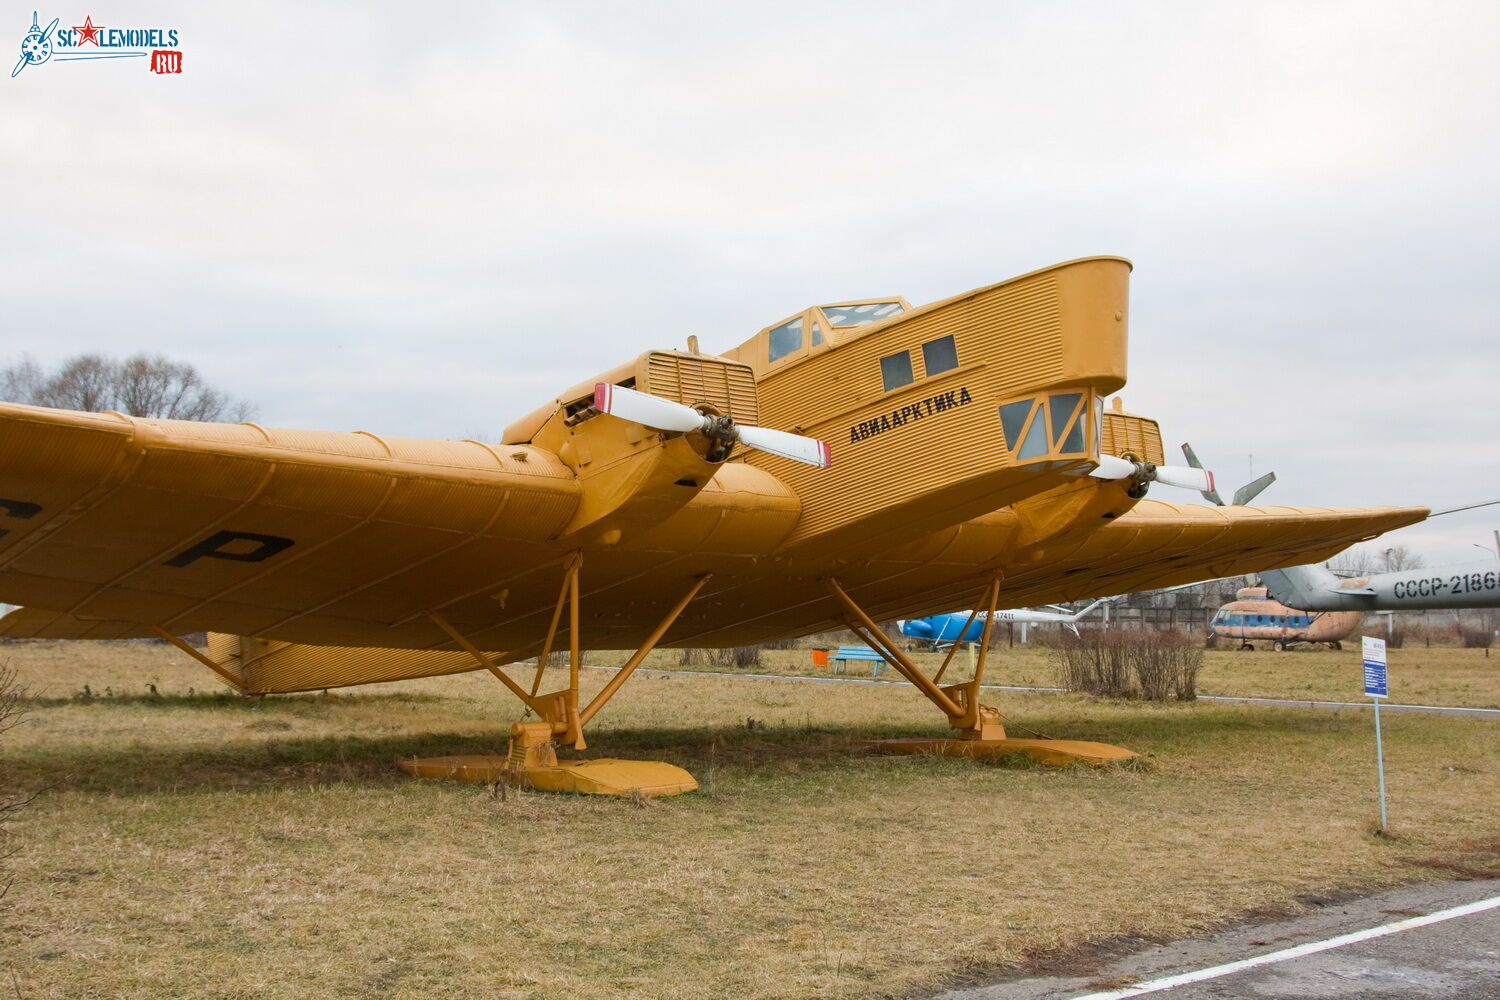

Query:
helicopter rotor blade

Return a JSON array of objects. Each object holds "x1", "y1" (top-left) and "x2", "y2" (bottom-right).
[
  {"x1": 1232, "y1": 471, "x2": 1277, "y2": 507},
  {"x1": 1180, "y1": 442, "x2": 1226, "y2": 505}
]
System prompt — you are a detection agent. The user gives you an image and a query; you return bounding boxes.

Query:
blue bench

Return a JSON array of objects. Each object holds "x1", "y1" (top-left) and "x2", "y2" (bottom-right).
[{"x1": 832, "y1": 644, "x2": 885, "y2": 676}]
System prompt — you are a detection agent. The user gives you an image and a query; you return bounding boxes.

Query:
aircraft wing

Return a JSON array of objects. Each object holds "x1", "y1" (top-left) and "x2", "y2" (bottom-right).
[
  {"x1": 0, "y1": 401, "x2": 1427, "y2": 657},
  {"x1": 0, "y1": 401, "x2": 583, "y2": 647},
  {"x1": 985, "y1": 500, "x2": 1428, "y2": 609},
  {"x1": 0, "y1": 604, "x2": 158, "y2": 640}
]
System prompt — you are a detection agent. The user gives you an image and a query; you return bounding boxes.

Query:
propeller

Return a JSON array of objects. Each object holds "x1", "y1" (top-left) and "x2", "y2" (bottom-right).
[
  {"x1": 1181, "y1": 443, "x2": 1275, "y2": 506},
  {"x1": 1089, "y1": 454, "x2": 1214, "y2": 494},
  {"x1": 593, "y1": 383, "x2": 832, "y2": 468}
]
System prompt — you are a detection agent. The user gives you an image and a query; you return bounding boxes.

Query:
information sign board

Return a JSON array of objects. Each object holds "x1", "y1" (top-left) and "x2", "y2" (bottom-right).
[{"x1": 1362, "y1": 636, "x2": 1388, "y2": 698}]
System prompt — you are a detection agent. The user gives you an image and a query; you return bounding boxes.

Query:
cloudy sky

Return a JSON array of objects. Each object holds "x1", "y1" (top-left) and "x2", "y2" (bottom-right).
[{"x1": 3, "y1": 1, "x2": 1497, "y2": 565}]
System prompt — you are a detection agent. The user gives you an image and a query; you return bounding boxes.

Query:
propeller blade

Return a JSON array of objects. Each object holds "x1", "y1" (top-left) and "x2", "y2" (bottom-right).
[
  {"x1": 1089, "y1": 455, "x2": 1213, "y2": 493},
  {"x1": 593, "y1": 383, "x2": 832, "y2": 468},
  {"x1": 1231, "y1": 471, "x2": 1277, "y2": 507},
  {"x1": 1180, "y1": 442, "x2": 1226, "y2": 505},
  {"x1": 1088, "y1": 455, "x2": 1137, "y2": 480},
  {"x1": 736, "y1": 425, "x2": 832, "y2": 468},
  {"x1": 1152, "y1": 464, "x2": 1215, "y2": 492},
  {"x1": 593, "y1": 383, "x2": 706, "y2": 433}
]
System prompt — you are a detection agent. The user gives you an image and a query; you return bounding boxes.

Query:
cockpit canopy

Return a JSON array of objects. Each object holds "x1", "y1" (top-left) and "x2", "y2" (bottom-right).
[
  {"x1": 728, "y1": 297, "x2": 912, "y2": 373},
  {"x1": 822, "y1": 301, "x2": 905, "y2": 328}
]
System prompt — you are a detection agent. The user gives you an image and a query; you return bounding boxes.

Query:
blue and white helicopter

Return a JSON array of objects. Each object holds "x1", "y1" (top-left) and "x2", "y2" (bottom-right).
[{"x1": 898, "y1": 599, "x2": 1117, "y2": 647}]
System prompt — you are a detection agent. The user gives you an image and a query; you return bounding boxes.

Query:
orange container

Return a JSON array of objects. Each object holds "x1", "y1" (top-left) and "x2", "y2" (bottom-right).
[{"x1": 810, "y1": 648, "x2": 830, "y2": 669}]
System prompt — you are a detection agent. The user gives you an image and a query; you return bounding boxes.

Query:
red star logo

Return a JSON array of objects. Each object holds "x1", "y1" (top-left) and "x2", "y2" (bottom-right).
[{"x1": 73, "y1": 15, "x2": 104, "y2": 46}]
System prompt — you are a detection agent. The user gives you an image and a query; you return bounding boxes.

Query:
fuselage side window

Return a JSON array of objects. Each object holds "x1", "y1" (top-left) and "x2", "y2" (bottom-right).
[
  {"x1": 881, "y1": 351, "x2": 914, "y2": 391},
  {"x1": 768, "y1": 318, "x2": 805, "y2": 363},
  {"x1": 921, "y1": 335, "x2": 958, "y2": 376}
]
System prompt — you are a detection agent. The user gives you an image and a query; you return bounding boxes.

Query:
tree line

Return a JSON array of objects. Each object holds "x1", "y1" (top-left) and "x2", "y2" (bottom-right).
[{"x1": 1, "y1": 353, "x2": 254, "y2": 422}]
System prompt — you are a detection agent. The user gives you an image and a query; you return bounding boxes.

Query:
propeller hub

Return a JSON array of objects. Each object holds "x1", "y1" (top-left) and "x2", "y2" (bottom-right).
[{"x1": 698, "y1": 413, "x2": 738, "y2": 442}]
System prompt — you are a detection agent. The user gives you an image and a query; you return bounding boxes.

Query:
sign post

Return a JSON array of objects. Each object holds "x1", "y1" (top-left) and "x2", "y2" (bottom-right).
[{"x1": 1362, "y1": 636, "x2": 1389, "y2": 831}]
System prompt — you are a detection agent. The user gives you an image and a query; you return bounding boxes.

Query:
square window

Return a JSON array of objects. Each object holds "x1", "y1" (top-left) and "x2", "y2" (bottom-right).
[
  {"x1": 921, "y1": 336, "x2": 958, "y2": 376},
  {"x1": 768, "y1": 318, "x2": 804, "y2": 362},
  {"x1": 880, "y1": 351, "x2": 914, "y2": 391}
]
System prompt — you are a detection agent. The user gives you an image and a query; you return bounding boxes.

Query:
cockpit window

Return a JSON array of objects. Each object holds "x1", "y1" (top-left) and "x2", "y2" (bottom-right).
[
  {"x1": 1049, "y1": 393, "x2": 1084, "y2": 452},
  {"x1": 768, "y1": 317, "x2": 804, "y2": 362},
  {"x1": 822, "y1": 301, "x2": 904, "y2": 327}
]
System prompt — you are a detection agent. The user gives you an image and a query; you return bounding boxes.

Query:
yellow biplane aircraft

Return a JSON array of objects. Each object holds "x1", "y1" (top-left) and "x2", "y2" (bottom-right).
[{"x1": 0, "y1": 257, "x2": 1424, "y2": 794}]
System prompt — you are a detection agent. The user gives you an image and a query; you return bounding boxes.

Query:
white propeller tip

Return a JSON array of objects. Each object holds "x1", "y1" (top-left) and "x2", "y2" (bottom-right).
[{"x1": 1154, "y1": 465, "x2": 1215, "y2": 492}]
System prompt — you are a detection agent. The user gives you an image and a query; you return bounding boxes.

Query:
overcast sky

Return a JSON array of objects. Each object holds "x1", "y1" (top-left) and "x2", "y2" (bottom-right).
[{"x1": 3, "y1": 1, "x2": 1497, "y2": 566}]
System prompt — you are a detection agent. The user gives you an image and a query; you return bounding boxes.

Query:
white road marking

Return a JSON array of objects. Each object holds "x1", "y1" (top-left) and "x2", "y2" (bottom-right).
[{"x1": 1066, "y1": 894, "x2": 1500, "y2": 999}]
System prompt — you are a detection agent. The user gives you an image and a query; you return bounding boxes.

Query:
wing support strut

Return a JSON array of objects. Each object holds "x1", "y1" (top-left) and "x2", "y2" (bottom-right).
[
  {"x1": 150, "y1": 626, "x2": 246, "y2": 693},
  {"x1": 579, "y1": 573, "x2": 711, "y2": 726},
  {"x1": 426, "y1": 560, "x2": 711, "y2": 752},
  {"x1": 406, "y1": 565, "x2": 709, "y2": 796},
  {"x1": 824, "y1": 576, "x2": 1005, "y2": 739},
  {"x1": 828, "y1": 577, "x2": 1140, "y2": 766}
]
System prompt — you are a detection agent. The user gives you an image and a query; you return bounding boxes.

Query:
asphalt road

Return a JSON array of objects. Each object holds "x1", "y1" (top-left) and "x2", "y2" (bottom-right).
[{"x1": 928, "y1": 880, "x2": 1500, "y2": 1000}]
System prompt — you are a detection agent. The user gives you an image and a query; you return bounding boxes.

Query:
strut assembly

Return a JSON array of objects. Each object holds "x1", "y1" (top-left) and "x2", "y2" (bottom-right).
[
  {"x1": 824, "y1": 576, "x2": 1138, "y2": 766},
  {"x1": 400, "y1": 554, "x2": 709, "y2": 796}
]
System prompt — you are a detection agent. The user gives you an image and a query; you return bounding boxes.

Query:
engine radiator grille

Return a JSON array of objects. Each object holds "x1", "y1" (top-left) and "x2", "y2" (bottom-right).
[{"x1": 642, "y1": 353, "x2": 759, "y2": 425}]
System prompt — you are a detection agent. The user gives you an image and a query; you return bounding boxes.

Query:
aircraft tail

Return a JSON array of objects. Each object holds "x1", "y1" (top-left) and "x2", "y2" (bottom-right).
[
  {"x1": 1259, "y1": 564, "x2": 1341, "y2": 610},
  {"x1": 1067, "y1": 599, "x2": 1108, "y2": 622}
]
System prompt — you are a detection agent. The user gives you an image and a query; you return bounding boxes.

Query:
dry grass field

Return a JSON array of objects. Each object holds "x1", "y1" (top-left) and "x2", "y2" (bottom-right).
[
  {"x1": 1, "y1": 641, "x2": 1498, "y2": 999},
  {"x1": 612, "y1": 640, "x2": 1500, "y2": 710}
]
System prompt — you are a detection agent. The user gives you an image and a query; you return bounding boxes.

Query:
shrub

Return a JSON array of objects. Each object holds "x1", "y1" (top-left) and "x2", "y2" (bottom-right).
[
  {"x1": 1461, "y1": 628, "x2": 1494, "y2": 649},
  {"x1": 678, "y1": 646, "x2": 763, "y2": 668},
  {"x1": 1051, "y1": 629, "x2": 1202, "y2": 701},
  {"x1": 1364, "y1": 628, "x2": 1405, "y2": 649}
]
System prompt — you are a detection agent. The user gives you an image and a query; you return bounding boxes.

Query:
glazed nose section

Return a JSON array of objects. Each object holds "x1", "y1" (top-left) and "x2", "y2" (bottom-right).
[{"x1": 901, "y1": 618, "x2": 934, "y2": 639}]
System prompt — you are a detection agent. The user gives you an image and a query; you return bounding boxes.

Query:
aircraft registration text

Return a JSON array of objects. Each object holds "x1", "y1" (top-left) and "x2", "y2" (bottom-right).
[{"x1": 1393, "y1": 572, "x2": 1500, "y2": 600}]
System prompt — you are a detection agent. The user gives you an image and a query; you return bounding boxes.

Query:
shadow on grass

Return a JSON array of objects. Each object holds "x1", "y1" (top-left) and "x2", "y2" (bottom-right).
[
  {"x1": 4, "y1": 719, "x2": 955, "y2": 796},
  {"x1": 2, "y1": 698, "x2": 1402, "y2": 797},
  {"x1": 20, "y1": 689, "x2": 450, "y2": 710}
]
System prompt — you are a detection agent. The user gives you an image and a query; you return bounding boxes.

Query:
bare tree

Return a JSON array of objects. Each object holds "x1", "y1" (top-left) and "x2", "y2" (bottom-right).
[
  {"x1": 1328, "y1": 543, "x2": 1425, "y2": 577},
  {"x1": 1, "y1": 353, "x2": 255, "y2": 422},
  {"x1": 1378, "y1": 544, "x2": 1424, "y2": 573},
  {"x1": 1329, "y1": 545, "x2": 1379, "y2": 577},
  {"x1": 0, "y1": 357, "x2": 44, "y2": 404}
]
